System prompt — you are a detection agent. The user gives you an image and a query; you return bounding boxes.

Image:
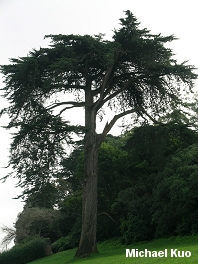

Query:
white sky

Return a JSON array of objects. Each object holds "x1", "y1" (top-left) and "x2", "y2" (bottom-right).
[{"x1": 0, "y1": 0, "x2": 197, "y2": 250}]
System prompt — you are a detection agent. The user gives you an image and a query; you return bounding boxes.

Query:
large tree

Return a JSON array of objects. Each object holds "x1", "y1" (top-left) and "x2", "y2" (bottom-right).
[{"x1": 0, "y1": 11, "x2": 196, "y2": 256}]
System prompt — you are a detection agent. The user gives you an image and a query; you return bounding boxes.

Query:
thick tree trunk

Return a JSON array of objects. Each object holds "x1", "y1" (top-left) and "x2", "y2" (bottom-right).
[
  {"x1": 75, "y1": 85, "x2": 99, "y2": 257},
  {"x1": 75, "y1": 137, "x2": 98, "y2": 257}
]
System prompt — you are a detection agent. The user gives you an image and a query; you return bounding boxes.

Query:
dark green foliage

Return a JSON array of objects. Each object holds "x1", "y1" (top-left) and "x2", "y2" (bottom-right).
[
  {"x1": 52, "y1": 236, "x2": 73, "y2": 253},
  {"x1": 58, "y1": 144, "x2": 84, "y2": 194},
  {"x1": 54, "y1": 123, "x2": 198, "y2": 245},
  {"x1": 11, "y1": 123, "x2": 198, "y2": 247},
  {"x1": 96, "y1": 142, "x2": 130, "y2": 239},
  {"x1": 113, "y1": 11, "x2": 196, "y2": 113},
  {"x1": 58, "y1": 191, "x2": 82, "y2": 238},
  {"x1": 97, "y1": 213, "x2": 117, "y2": 241},
  {"x1": 111, "y1": 123, "x2": 198, "y2": 244},
  {"x1": 52, "y1": 194, "x2": 82, "y2": 253},
  {"x1": 52, "y1": 232, "x2": 80, "y2": 253},
  {"x1": 124, "y1": 123, "x2": 198, "y2": 171},
  {"x1": 25, "y1": 182, "x2": 59, "y2": 209},
  {"x1": 111, "y1": 183, "x2": 155, "y2": 244},
  {"x1": 98, "y1": 142, "x2": 129, "y2": 210},
  {"x1": 62, "y1": 140, "x2": 130, "y2": 240},
  {"x1": 0, "y1": 237, "x2": 46, "y2": 264},
  {"x1": 1, "y1": 104, "x2": 79, "y2": 201},
  {"x1": 8, "y1": 122, "x2": 198, "y2": 248},
  {"x1": 152, "y1": 144, "x2": 198, "y2": 237}
]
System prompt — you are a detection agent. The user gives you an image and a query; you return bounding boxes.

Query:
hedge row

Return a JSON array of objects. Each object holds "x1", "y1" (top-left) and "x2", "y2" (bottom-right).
[{"x1": 0, "y1": 237, "x2": 47, "y2": 264}]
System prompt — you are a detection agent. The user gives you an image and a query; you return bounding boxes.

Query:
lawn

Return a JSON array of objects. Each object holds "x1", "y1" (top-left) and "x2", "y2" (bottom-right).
[{"x1": 28, "y1": 236, "x2": 198, "y2": 264}]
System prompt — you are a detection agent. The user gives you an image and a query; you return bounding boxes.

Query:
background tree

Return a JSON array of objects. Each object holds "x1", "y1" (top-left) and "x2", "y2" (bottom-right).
[
  {"x1": 56, "y1": 122, "x2": 198, "y2": 246},
  {"x1": 24, "y1": 182, "x2": 59, "y2": 209},
  {"x1": 0, "y1": 11, "x2": 196, "y2": 256},
  {"x1": 0, "y1": 225, "x2": 16, "y2": 250},
  {"x1": 152, "y1": 143, "x2": 198, "y2": 237},
  {"x1": 14, "y1": 207, "x2": 61, "y2": 243},
  {"x1": 4, "y1": 122, "x2": 198, "y2": 251},
  {"x1": 111, "y1": 122, "x2": 198, "y2": 244}
]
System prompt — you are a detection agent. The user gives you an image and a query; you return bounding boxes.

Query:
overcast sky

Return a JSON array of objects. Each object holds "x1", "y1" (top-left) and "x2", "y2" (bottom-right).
[{"x1": 0, "y1": 0, "x2": 197, "y2": 250}]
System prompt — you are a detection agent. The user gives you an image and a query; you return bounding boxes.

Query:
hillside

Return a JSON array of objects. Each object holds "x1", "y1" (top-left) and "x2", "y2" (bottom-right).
[{"x1": 28, "y1": 236, "x2": 198, "y2": 264}]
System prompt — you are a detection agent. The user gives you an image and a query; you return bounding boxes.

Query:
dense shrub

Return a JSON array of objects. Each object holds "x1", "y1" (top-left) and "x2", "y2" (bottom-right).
[
  {"x1": 52, "y1": 220, "x2": 80, "y2": 253},
  {"x1": 52, "y1": 221, "x2": 81, "y2": 253},
  {"x1": 0, "y1": 237, "x2": 46, "y2": 264},
  {"x1": 52, "y1": 235, "x2": 73, "y2": 253}
]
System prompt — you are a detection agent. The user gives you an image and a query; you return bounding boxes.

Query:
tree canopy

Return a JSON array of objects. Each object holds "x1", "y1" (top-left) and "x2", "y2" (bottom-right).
[{"x1": 0, "y1": 10, "x2": 197, "y2": 256}]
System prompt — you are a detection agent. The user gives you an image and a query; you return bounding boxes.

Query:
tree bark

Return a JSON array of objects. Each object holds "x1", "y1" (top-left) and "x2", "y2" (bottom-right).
[{"x1": 75, "y1": 84, "x2": 99, "y2": 257}]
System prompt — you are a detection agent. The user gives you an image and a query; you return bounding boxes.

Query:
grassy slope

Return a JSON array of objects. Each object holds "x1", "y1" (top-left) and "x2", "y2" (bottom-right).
[{"x1": 28, "y1": 236, "x2": 198, "y2": 264}]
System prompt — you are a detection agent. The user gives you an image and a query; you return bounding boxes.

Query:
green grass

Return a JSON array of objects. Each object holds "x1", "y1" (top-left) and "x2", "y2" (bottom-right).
[{"x1": 28, "y1": 236, "x2": 198, "y2": 264}]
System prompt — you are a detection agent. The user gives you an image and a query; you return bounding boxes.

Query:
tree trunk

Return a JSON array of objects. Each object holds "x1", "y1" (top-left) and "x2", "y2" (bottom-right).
[{"x1": 75, "y1": 85, "x2": 99, "y2": 257}]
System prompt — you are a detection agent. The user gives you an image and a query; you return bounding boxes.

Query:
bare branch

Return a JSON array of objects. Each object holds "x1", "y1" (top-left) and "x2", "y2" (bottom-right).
[
  {"x1": 58, "y1": 106, "x2": 76, "y2": 115},
  {"x1": 47, "y1": 101, "x2": 85, "y2": 111},
  {"x1": 97, "y1": 107, "x2": 161, "y2": 148},
  {"x1": 98, "y1": 212, "x2": 115, "y2": 223},
  {"x1": 58, "y1": 105, "x2": 82, "y2": 115},
  {"x1": 97, "y1": 108, "x2": 140, "y2": 147},
  {"x1": 1, "y1": 225, "x2": 16, "y2": 248}
]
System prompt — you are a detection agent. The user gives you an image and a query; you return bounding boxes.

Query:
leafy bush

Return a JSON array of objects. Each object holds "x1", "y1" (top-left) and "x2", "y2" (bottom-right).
[
  {"x1": 0, "y1": 237, "x2": 46, "y2": 264},
  {"x1": 119, "y1": 216, "x2": 151, "y2": 244},
  {"x1": 52, "y1": 221, "x2": 80, "y2": 253},
  {"x1": 52, "y1": 235, "x2": 73, "y2": 253}
]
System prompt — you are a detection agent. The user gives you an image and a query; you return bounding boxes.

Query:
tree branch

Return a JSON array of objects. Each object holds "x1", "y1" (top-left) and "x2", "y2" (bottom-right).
[
  {"x1": 58, "y1": 104, "x2": 84, "y2": 115},
  {"x1": 97, "y1": 108, "x2": 140, "y2": 148},
  {"x1": 47, "y1": 101, "x2": 85, "y2": 111},
  {"x1": 97, "y1": 107, "x2": 161, "y2": 148},
  {"x1": 93, "y1": 64, "x2": 115, "y2": 111},
  {"x1": 98, "y1": 212, "x2": 115, "y2": 223},
  {"x1": 95, "y1": 78, "x2": 133, "y2": 111},
  {"x1": 141, "y1": 108, "x2": 161, "y2": 125}
]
